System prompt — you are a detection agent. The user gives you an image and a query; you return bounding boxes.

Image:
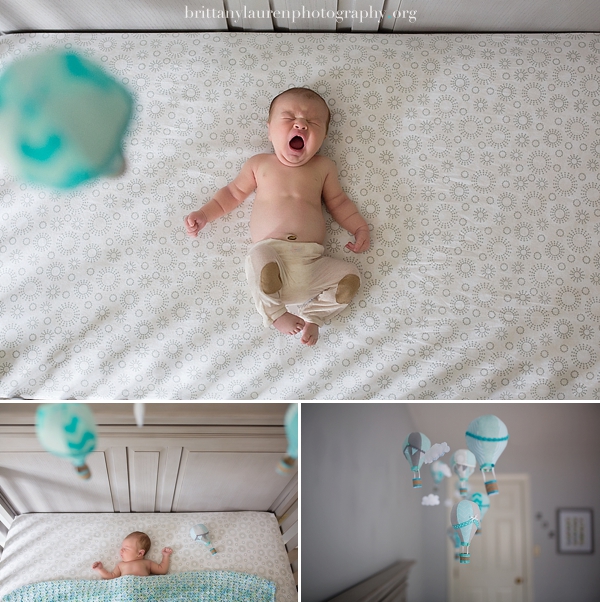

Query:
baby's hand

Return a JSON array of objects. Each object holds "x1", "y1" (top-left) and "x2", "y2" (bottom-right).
[
  {"x1": 346, "y1": 226, "x2": 370, "y2": 253},
  {"x1": 162, "y1": 547, "x2": 173, "y2": 555},
  {"x1": 185, "y1": 210, "x2": 208, "y2": 237},
  {"x1": 92, "y1": 561, "x2": 103, "y2": 570}
]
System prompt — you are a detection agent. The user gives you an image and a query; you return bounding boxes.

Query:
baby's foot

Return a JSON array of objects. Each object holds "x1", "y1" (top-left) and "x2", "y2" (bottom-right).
[
  {"x1": 273, "y1": 312, "x2": 305, "y2": 335},
  {"x1": 301, "y1": 322, "x2": 319, "y2": 346}
]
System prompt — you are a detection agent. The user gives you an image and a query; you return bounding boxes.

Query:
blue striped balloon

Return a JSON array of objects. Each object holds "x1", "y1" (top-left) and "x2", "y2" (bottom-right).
[
  {"x1": 451, "y1": 500, "x2": 480, "y2": 564},
  {"x1": 465, "y1": 415, "x2": 509, "y2": 495}
]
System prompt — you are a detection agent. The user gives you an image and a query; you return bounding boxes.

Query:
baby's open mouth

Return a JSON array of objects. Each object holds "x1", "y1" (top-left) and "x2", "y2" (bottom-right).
[{"x1": 289, "y1": 136, "x2": 304, "y2": 150}]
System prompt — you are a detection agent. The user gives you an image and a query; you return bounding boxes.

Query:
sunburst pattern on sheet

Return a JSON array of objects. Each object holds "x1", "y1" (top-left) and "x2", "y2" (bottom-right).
[{"x1": 1, "y1": 32, "x2": 600, "y2": 399}]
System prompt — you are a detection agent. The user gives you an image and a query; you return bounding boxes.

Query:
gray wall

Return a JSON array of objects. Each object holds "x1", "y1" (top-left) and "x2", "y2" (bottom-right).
[
  {"x1": 411, "y1": 403, "x2": 600, "y2": 602},
  {"x1": 302, "y1": 403, "x2": 600, "y2": 602},
  {"x1": 302, "y1": 403, "x2": 425, "y2": 602}
]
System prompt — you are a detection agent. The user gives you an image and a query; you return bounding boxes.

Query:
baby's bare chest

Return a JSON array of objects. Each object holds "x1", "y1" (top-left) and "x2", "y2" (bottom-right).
[
  {"x1": 120, "y1": 560, "x2": 150, "y2": 576},
  {"x1": 256, "y1": 161, "x2": 325, "y2": 200}
]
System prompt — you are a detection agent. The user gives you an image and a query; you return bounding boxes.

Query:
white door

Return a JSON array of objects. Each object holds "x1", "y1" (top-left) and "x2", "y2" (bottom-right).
[{"x1": 448, "y1": 473, "x2": 533, "y2": 602}]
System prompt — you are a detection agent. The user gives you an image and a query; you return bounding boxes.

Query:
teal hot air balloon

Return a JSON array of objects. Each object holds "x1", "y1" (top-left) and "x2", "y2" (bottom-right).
[
  {"x1": 465, "y1": 415, "x2": 509, "y2": 495},
  {"x1": 430, "y1": 460, "x2": 450, "y2": 492},
  {"x1": 447, "y1": 526, "x2": 462, "y2": 561},
  {"x1": 451, "y1": 499, "x2": 480, "y2": 564},
  {"x1": 35, "y1": 403, "x2": 97, "y2": 479},
  {"x1": 0, "y1": 50, "x2": 132, "y2": 188},
  {"x1": 451, "y1": 449, "x2": 477, "y2": 498},
  {"x1": 277, "y1": 403, "x2": 298, "y2": 475},
  {"x1": 190, "y1": 524, "x2": 217, "y2": 555},
  {"x1": 402, "y1": 432, "x2": 431, "y2": 488},
  {"x1": 468, "y1": 492, "x2": 491, "y2": 534}
]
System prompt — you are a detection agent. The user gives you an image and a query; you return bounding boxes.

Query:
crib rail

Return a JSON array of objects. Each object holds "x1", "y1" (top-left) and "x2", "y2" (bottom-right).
[
  {"x1": 0, "y1": 491, "x2": 16, "y2": 554},
  {"x1": 271, "y1": 473, "x2": 298, "y2": 586},
  {"x1": 326, "y1": 560, "x2": 415, "y2": 602}
]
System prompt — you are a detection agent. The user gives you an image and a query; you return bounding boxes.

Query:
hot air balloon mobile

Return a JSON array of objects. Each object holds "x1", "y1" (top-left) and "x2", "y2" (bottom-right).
[
  {"x1": 35, "y1": 403, "x2": 97, "y2": 479},
  {"x1": 0, "y1": 50, "x2": 132, "y2": 188},
  {"x1": 277, "y1": 403, "x2": 298, "y2": 475},
  {"x1": 190, "y1": 524, "x2": 217, "y2": 555},
  {"x1": 451, "y1": 499, "x2": 481, "y2": 564},
  {"x1": 465, "y1": 415, "x2": 509, "y2": 495},
  {"x1": 402, "y1": 432, "x2": 431, "y2": 488},
  {"x1": 451, "y1": 449, "x2": 477, "y2": 497},
  {"x1": 468, "y1": 492, "x2": 490, "y2": 534}
]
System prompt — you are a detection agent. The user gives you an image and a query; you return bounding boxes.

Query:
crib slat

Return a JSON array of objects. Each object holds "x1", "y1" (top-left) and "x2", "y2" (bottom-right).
[{"x1": 224, "y1": 0, "x2": 274, "y2": 30}]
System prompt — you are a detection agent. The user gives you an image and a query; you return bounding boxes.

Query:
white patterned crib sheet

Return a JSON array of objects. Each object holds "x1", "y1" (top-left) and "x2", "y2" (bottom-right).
[
  {"x1": 3, "y1": 572, "x2": 276, "y2": 602},
  {"x1": 0, "y1": 512, "x2": 296, "y2": 601},
  {"x1": 1, "y1": 32, "x2": 600, "y2": 399}
]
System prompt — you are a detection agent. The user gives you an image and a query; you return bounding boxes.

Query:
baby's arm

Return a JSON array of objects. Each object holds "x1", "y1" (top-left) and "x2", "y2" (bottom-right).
[
  {"x1": 149, "y1": 547, "x2": 173, "y2": 575},
  {"x1": 92, "y1": 561, "x2": 121, "y2": 580},
  {"x1": 185, "y1": 156, "x2": 258, "y2": 236},
  {"x1": 321, "y1": 159, "x2": 370, "y2": 253}
]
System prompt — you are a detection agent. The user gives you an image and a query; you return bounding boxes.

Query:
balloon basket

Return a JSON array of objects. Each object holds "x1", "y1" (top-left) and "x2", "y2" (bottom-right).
[
  {"x1": 276, "y1": 455, "x2": 296, "y2": 476},
  {"x1": 476, "y1": 528, "x2": 482, "y2": 535},
  {"x1": 209, "y1": 547, "x2": 217, "y2": 556},
  {"x1": 485, "y1": 480, "x2": 499, "y2": 495},
  {"x1": 412, "y1": 477, "x2": 422, "y2": 488},
  {"x1": 76, "y1": 464, "x2": 91, "y2": 480},
  {"x1": 459, "y1": 486, "x2": 467, "y2": 496},
  {"x1": 459, "y1": 553, "x2": 470, "y2": 564}
]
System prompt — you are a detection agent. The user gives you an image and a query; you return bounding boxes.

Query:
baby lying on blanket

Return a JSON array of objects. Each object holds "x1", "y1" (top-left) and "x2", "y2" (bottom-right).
[
  {"x1": 185, "y1": 87, "x2": 370, "y2": 346},
  {"x1": 92, "y1": 531, "x2": 173, "y2": 579}
]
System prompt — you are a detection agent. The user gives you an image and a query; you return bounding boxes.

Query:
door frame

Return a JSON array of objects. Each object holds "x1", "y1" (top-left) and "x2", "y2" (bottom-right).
[{"x1": 447, "y1": 472, "x2": 534, "y2": 602}]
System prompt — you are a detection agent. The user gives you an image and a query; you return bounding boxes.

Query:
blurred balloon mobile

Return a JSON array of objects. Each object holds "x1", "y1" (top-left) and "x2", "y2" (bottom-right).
[
  {"x1": 403, "y1": 433, "x2": 449, "y2": 488},
  {"x1": 430, "y1": 460, "x2": 451, "y2": 492},
  {"x1": 450, "y1": 449, "x2": 477, "y2": 497},
  {"x1": 403, "y1": 432, "x2": 431, "y2": 488},
  {"x1": 190, "y1": 524, "x2": 217, "y2": 555},
  {"x1": 451, "y1": 500, "x2": 481, "y2": 564},
  {"x1": 447, "y1": 526, "x2": 462, "y2": 561},
  {"x1": 35, "y1": 403, "x2": 97, "y2": 479},
  {"x1": 0, "y1": 50, "x2": 132, "y2": 188},
  {"x1": 277, "y1": 403, "x2": 298, "y2": 475},
  {"x1": 468, "y1": 492, "x2": 490, "y2": 534},
  {"x1": 465, "y1": 415, "x2": 509, "y2": 495}
]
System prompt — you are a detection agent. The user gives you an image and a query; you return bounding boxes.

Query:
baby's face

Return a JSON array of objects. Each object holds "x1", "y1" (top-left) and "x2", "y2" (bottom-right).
[
  {"x1": 120, "y1": 536, "x2": 143, "y2": 562},
  {"x1": 267, "y1": 94, "x2": 329, "y2": 167}
]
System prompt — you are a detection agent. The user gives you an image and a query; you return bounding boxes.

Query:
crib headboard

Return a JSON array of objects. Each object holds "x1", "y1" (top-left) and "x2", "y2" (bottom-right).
[
  {"x1": 1, "y1": 0, "x2": 598, "y2": 33},
  {"x1": 326, "y1": 561, "x2": 415, "y2": 602},
  {"x1": 0, "y1": 402, "x2": 298, "y2": 581}
]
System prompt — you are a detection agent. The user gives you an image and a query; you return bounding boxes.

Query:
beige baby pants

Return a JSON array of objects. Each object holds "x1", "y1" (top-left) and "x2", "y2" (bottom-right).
[{"x1": 245, "y1": 238, "x2": 361, "y2": 327}]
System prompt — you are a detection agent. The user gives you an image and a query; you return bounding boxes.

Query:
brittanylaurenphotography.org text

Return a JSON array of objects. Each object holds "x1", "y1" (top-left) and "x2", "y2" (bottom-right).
[{"x1": 184, "y1": 5, "x2": 418, "y2": 24}]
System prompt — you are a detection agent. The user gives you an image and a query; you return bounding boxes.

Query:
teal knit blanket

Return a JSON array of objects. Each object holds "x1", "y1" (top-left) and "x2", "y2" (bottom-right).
[{"x1": 2, "y1": 571, "x2": 277, "y2": 602}]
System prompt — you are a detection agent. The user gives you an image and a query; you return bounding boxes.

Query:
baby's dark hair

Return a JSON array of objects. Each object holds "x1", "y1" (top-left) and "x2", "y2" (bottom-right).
[
  {"x1": 128, "y1": 531, "x2": 151, "y2": 555},
  {"x1": 268, "y1": 87, "x2": 331, "y2": 133}
]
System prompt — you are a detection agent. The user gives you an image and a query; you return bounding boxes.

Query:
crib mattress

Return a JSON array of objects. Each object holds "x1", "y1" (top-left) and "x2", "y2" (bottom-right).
[
  {"x1": 0, "y1": 512, "x2": 296, "y2": 601},
  {"x1": 1, "y1": 32, "x2": 600, "y2": 399}
]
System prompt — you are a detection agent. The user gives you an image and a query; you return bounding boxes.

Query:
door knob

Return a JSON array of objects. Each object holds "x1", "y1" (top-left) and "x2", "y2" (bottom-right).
[{"x1": 515, "y1": 577, "x2": 523, "y2": 584}]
